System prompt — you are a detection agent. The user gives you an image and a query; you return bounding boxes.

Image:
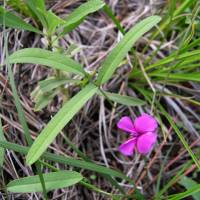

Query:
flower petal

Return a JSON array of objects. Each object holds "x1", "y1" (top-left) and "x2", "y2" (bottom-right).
[
  {"x1": 134, "y1": 113, "x2": 158, "y2": 133},
  {"x1": 119, "y1": 138, "x2": 136, "y2": 156},
  {"x1": 117, "y1": 116, "x2": 136, "y2": 134},
  {"x1": 137, "y1": 132, "x2": 157, "y2": 154}
]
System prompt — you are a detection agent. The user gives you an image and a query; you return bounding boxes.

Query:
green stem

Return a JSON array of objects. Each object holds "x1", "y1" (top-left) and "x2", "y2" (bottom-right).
[
  {"x1": 3, "y1": 18, "x2": 48, "y2": 199},
  {"x1": 79, "y1": 180, "x2": 112, "y2": 197},
  {"x1": 103, "y1": 4, "x2": 125, "y2": 35},
  {"x1": 0, "y1": 140, "x2": 133, "y2": 184}
]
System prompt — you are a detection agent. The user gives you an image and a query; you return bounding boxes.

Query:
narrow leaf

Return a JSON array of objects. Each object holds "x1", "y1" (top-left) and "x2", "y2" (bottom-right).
[
  {"x1": 9, "y1": 48, "x2": 86, "y2": 76},
  {"x1": 96, "y1": 15, "x2": 161, "y2": 85},
  {"x1": 160, "y1": 105, "x2": 200, "y2": 171},
  {"x1": 33, "y1": 89, "x2": 59, "y2": 111},
  {"x1": 45, "y1": 10, "x2": 64, "y2": 34},
  {"x1": 168, "y1": 184, "x2": 200, "y2": 200},
  {"x1": 0, "y1": 7, "x2": 41, "y2": 34},
  {"x1": 0, "y1": 140, "x2": 132, "y2": 182},
  {"x1": 26, "y1": 84, "x2": 98, "y2": 165},
  {"x1": 150, "y1": 72, "x2": 200, "y2": 82},
  {"x1": 7, "y1": 171, "x2": 83, "y2": 193},
  {"x1": 39, "y1": 77, "x2": 81, "y2": 93},
  {"x1": 60, "y1": 0, "x2": 105, "y2": 35},
  {"x1": 25, "y1": 0, "x2": 47, "y2": 28},
  {"x1": 8, "y1": 0, "x2": 31, "y2": 17},
  {"x1": 0, "y1": 141, "x2": 133, "y2": 183},
  {"x1": 179, "y1": 176, "x2": 200, "y2": 200},
  {"x1": 98, "y1": 90, "x2": 145, "y2": 106}
]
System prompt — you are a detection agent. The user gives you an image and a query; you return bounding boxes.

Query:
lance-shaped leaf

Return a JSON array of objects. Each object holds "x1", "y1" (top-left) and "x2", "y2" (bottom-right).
[
  {"x1": 98, "y1": 90, "x2": 145, "y2": 106},
  {"x1": 0, "y1": 7, "x2": 41, "y2": 34},
  {"x1": 25, "y1": 0, "x2": 47, "y2": 28},
  {"x1": 39, "y1": 77, "x2": 81, "y2": 93},
  {"x1": 9, "y1": 48, "x2": 86, "y2": 76},
  {"x1": 7, "y1": 171, "x2": 83, "y2": 193},
  {"x1": 45, "y1": 10, "x2": 65, "y2": 35},
  {"x1": 26, "y1": 84, "x2": 98, "y2": 165},
  {"x1": 96, "y1": 15, "x2": 161, "y2": 85},
  {"x1": 60, "y1": 0, "x2": 105, "y2": 35}
]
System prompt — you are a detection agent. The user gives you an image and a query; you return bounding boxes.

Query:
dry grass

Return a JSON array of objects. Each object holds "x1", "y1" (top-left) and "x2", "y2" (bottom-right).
[{"x1": 1, "y1": 0, "x2": 200, "y2": 199}]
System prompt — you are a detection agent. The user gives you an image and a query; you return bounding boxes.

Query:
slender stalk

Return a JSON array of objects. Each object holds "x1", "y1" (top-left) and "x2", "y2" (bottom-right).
[
  {"x1": 5, "y1": 38, "x2": 48, "y2": 200},
  {"x1": 0, "y1": 140, "x2": 133, "y2": 183},
  {"x1": 103, "y1": 3, "x2": 137, "y2": 62},
  {"x1": 2, "y1": 3, "x2": 48, "y2": 197},
  {"x1": 103, "y1": 4, "x2": 125, "y2": 35}
]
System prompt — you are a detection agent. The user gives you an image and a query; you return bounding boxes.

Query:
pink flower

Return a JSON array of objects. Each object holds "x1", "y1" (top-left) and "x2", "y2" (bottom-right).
[{"x1": 117, "y1": 113, "x2": 158, "y2": 156}]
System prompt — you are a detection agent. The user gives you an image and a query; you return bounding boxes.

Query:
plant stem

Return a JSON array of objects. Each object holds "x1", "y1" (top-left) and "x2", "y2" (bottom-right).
[{"x1": 3, "y1": 9, "x2": 48, "y2": 198}]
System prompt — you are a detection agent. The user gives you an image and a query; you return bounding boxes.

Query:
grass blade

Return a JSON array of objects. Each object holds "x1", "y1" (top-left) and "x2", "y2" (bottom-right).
[
  {"x1": 8, "y1": 48, "x2": 86, "y2": 76},
  {"x1": 160, "y1": 106, "x2": 200, "y2": 170},
  {"x1": 26, "y1": 84, "x2": 98, "y2": 165},
  {"x1": 25, "y1": 0, "x2": 47, "y2": 28},
  {"x1": 96, "y1": 15, "x2": 161, "y2": 85},
  {"x1": 7, "y1": 171, "x2": 83, "y2": 193},
  {"x1": 4, "y1": 31, "x2": 48, "y2": 198},
  {"x1": 178, "y1": 176, "x2": 200, "y2": 200},
  {"x1": 168, "y1": 184, "x2": 200, "y2": 200},
  {"x1": 150, "y1": 72, "x2": 200, "y2": 82},
  {"x1": 0, "y1": 6, "x2": 41, "y2": 34}
]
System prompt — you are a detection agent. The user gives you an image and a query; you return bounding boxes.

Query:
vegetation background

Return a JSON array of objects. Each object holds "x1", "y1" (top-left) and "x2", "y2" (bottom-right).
[{"x1": 0, "y1": 0, "x2": 200, "y2": 199}]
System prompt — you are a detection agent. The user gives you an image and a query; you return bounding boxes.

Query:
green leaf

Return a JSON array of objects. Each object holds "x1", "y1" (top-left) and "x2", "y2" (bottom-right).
[
  {"x1": 160, "y1": 105, "x2": 200, "y2": 171},
  {"x1": 179, "y1": 176, "x2": 200, "y2": 200},
  {"x1": 39, "y1": 77, "x2": 81, "y2": 93},
  {"x1": 96, "y1": 15, "x2": 161, "y2": 85},
  {"x1": 168, "y1": 183, "x2": 200, "y2": 200},
  {"x1": 8, "y1": 0, "x2": 31, "y2": 17},
  {"x1": 9, "y1": 48, "x2": 86, "y2": 76},
  {"x1": 0, "y1": 7, "x2": 41, "y2": 34},
  {"x1": 25, "y1": 0, "x2": 47, "y2": 28},
  {"x1": 5, "y1": 35, "x2": 48, "y2": 197},
  {"x1": 150, "y1": 72, "x2": 200, "y2": 82},
  {"x1": 26, "y1": 84, "x2": 98, "y2": 165},
  {"x1": 60, "y1": 0, "x2": 105, "y2": 35},
  {"x1": 45, "y1": 10, "x2": 64, "y2": 35},
  {"x1": 61, "y1": 18, "x2": 84, "y2": 36},
  {"x1": 0, "y1": 140, "x2": 133, "y2": 183},
  {"x1": 144, "y1": 50, "x2": 200, "y2": 72},
  {"x1": 32, "y1": 89, "x2": 59, "y2": 111},
  {"x1": 7, "y1": 170, "x2": 83, "y2": 193},
  {"x1": 98, "y1": 90, "x2": 145, "y2": 106},
  {"x1": 32, "y1": 77, "x2": 81, "y2": 111}
]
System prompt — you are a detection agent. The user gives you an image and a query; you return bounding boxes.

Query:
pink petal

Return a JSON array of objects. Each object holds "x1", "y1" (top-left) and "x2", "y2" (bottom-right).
[
  {"x1": 137, "y1": 132, "x2": 157, "y2": 154},
  {"x1": 134, "y1": 113, "x2": 158, "y2": 133},
  {"x1": 119, "y1": 138, "x2": 136, "y2": 156},
  {"x1": 117, "y1": 116, "x2": 136, "y2": 134}
]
